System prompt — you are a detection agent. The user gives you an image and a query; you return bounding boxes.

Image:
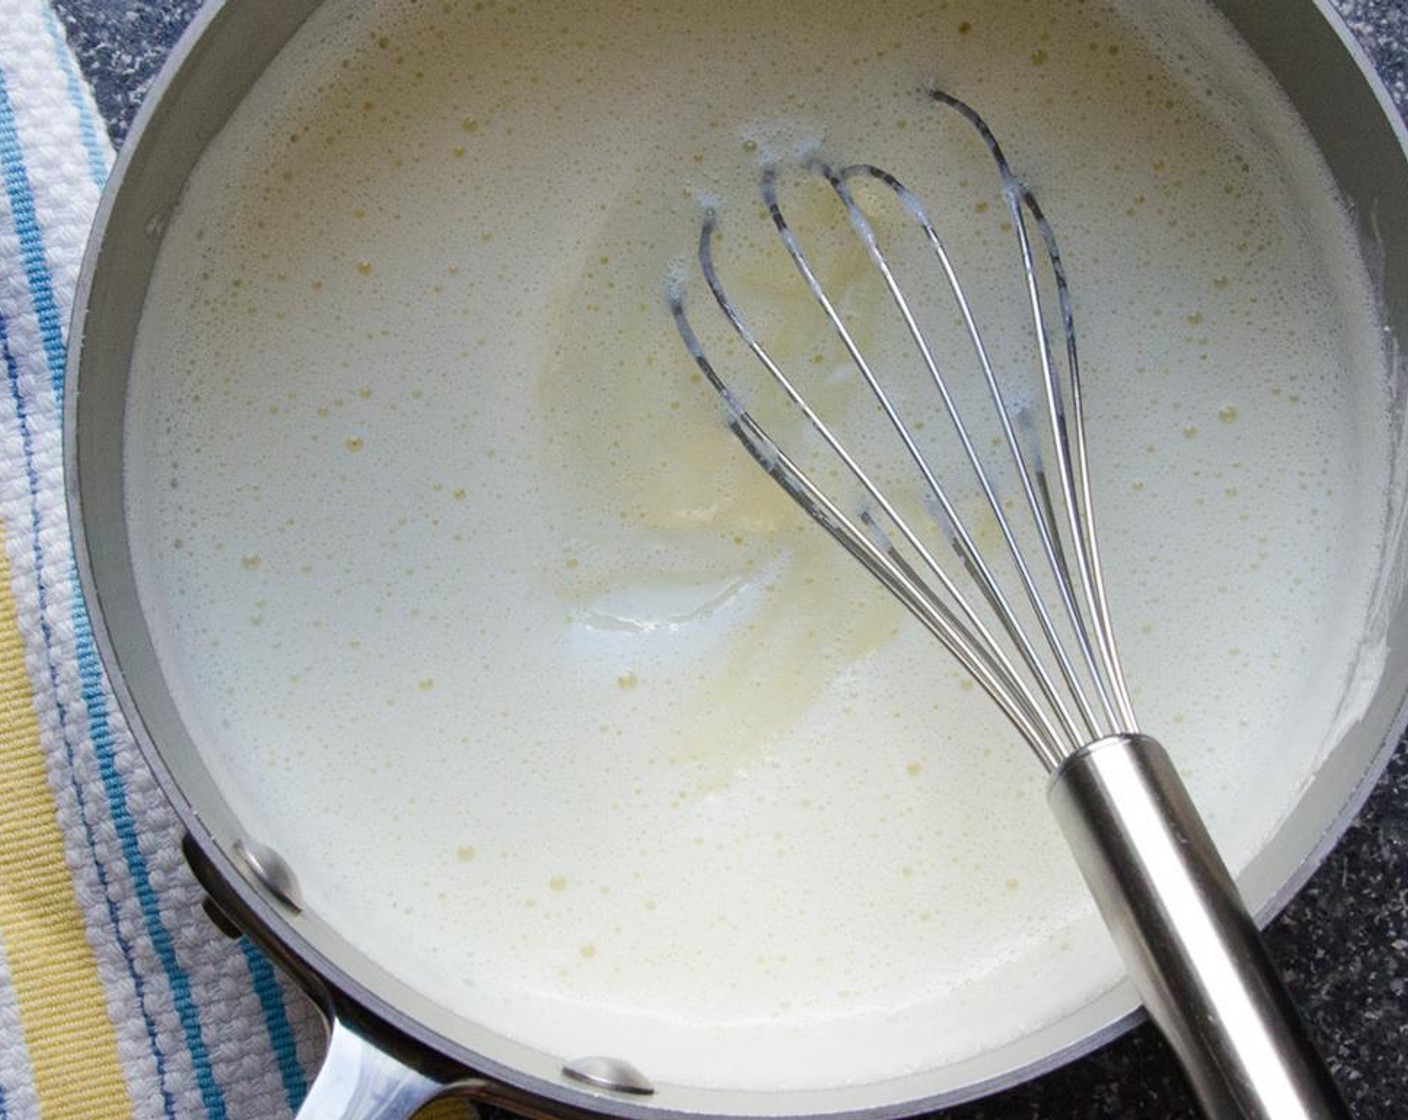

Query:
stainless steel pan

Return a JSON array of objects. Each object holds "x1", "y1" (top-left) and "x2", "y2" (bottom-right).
[{"x1": 66, "y1": 0, "x2": 1408, "y2": 1116}]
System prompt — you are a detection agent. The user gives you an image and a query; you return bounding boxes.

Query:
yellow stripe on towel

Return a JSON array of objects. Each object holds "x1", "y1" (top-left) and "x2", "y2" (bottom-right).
[{"x1": 0, "y1": 523, "x2": 133, "y2": 1119}]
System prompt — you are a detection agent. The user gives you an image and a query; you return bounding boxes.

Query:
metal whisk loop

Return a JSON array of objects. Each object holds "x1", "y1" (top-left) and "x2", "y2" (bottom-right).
[
  {"x1": 673, "y1": 213, "x2": 1070, "y2": 763},
  {"x1": 931, "y1": 88, "x2": 1138, "y2": 733},
  {"x1": 758, "y1": 166, "x2": 1091, "y2": 752},
  {"x1": 1012, "y1": 179, "x2": 1139, "y2": 732},
  {"x1": 669, "y1": 90, "x2": 1149, "y2": 767},
  {"x1": 796, "y1": 158, "x2": 1120, "y2": 747}
]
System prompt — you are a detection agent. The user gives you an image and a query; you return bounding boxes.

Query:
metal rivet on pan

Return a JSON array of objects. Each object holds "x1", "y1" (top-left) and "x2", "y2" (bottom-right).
[
  {"x1": 562, "y1": 1056, "x2": 655, "y2": 1096},
  {"x1": 231, "y1": 837, "x2": 304, "y2": 913}
]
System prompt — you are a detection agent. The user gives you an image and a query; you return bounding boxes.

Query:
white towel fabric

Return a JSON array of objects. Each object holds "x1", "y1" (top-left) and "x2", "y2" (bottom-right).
[{"x1": 0, "y1": 3, "x2": 324, "y2": 1117}]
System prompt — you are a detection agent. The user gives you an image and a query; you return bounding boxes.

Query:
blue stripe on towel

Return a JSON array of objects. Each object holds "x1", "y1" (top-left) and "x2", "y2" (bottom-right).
[
  {"x1": 41, "y1": 5, "x2": 108, "y2": 187},
  {"x1": 71, "y1": 587, "x2": 232, "y2": 1120},
  {"x1": 0, "y1": 310, "x2": 179, "y2": 1120},
  {"x1": 0, "y1": 64, "x2": 67, "y2": 397},
  {"x1": 0, "y1": 59, "x2": 229, "y2": 1120},
  {"x1": 240, "y1": 941, "x2": 310, "y2": 1111}
]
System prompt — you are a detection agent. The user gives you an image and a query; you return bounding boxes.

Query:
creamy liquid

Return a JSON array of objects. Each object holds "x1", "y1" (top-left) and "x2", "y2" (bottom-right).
[{"x1": 125, "y1": 0, "x2": 1393, "y2": 1095}]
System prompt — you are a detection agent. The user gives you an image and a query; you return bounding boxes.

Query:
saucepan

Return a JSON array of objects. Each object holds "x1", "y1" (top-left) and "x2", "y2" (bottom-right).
[{"x1": 66, "y1": 0, "x2": 1408, "y2": 1116}]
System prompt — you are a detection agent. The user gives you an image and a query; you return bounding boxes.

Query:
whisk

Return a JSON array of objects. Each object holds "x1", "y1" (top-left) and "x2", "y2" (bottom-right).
[{"x1": 669, "y1": 91, "x2": 1351, "y2": 1120}]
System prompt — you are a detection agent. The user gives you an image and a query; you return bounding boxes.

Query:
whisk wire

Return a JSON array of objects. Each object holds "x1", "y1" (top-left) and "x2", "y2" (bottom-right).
[
  {"x1": 759, "y1": 166, "x2": 1091, "y2": 750},
  {"x1": 810, "y1": 159, "x2": 1116, "y2": 746},
  {"x1": 935, "y1": 84, "x2": 1140, "y2": 732},
  {"x1": 1015, "y1": 181, "x2": 1140, "y2": 730},
  {"x1": 1002, "y1": 167, "x2": 1132, "y2": 736},
  {"x1": 692, "y1": 206, "x2": 1079, "y2": 752},
  {"x1": 669, "y1": 286, "x2": 1066, "y2": 763},
  {"x1": 673, "y1": 90, "x2": 1142, "y2": 766}
]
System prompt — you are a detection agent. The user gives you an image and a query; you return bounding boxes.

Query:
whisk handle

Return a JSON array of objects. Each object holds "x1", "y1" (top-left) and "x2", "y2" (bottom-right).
[{"x1": 1048, "y1": 734, "x2": 1351, "y2": 1120}]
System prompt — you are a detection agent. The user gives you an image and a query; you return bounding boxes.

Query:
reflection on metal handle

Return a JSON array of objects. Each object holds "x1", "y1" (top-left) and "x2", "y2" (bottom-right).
[
  {"x1": 295, "y1": 1017, "x2": 444, "y2": 1120},
  {"x1": 1048, "y1": 734, "x2": 1351, "y2": 1120}
]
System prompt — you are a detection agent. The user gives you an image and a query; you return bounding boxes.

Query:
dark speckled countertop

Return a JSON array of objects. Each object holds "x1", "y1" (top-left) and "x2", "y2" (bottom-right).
[{"x1": 48, "y1": 1, "x2": 1408, "y2": 1117}]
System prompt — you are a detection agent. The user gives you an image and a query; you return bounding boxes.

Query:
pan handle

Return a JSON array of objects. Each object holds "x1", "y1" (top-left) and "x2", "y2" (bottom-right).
[
  {"x1": 291, "y1": 1009, "x2": 639, "y2": 1120},
  {"x1": 291, "y1": 1015, "x2": 653, "y2": 1120},
  {"x1": 183, "y1": 835, "x2": 455, "y2": 1119},
  {"x1": 184, "y1": 836, "x2": 642, "y2": 1120},
  {"x1": 1048, "y1": 733, "x2": 1351, "y2": 1120},
  {"x1": 296, "y1": 1016, "x2": 445, "y2": 1120}
]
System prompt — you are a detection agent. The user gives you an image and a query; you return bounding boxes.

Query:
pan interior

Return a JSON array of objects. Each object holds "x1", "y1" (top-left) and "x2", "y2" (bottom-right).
[{"x1": 119, "y1": 0, "x2": 1400, "y2": 1104}]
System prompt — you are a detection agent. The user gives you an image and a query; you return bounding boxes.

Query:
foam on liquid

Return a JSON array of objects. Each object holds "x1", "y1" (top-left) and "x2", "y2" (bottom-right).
[{"x1": 125, "y1": 0, "x2": 1394, "y2": 1094}]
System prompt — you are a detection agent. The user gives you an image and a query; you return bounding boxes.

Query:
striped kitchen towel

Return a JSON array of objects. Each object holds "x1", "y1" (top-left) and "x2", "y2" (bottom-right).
[{"x1": 0, "y1": 3, "x2": 325, "y2": 1116}]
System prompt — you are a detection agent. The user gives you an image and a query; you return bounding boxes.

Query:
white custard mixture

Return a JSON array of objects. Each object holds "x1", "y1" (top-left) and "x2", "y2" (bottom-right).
[{"x1": 125, "y1": 0, "x2": 1395, "y2": 1094}]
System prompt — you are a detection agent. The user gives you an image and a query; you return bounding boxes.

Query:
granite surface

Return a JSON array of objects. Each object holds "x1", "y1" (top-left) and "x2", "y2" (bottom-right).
[{"x1": 47, "y1": 0, "x2": 1408, "y2": 1117}]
